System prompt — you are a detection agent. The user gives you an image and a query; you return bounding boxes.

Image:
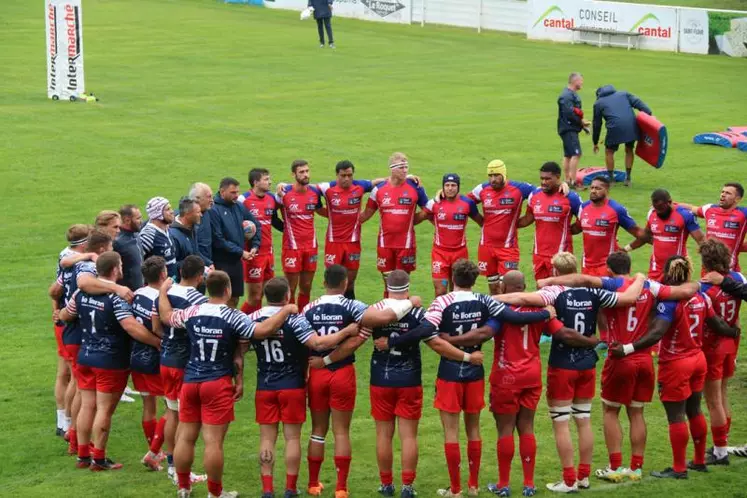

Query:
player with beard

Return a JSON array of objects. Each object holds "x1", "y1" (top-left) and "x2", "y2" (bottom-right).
[
  {"x1": 141, "y1": 197, "x2": 178, "y2": 279},
  {"x1": 114, "y1": 204, "x2": 144, "y2": 291}
]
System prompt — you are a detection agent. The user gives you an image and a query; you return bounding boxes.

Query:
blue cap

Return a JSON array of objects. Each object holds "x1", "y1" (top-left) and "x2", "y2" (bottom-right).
[{"x1": 443, "y1": 173, "x2": 460, "y2": 188}]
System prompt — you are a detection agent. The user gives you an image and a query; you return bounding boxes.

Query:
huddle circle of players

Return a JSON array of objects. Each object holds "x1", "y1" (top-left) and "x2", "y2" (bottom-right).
[{"x1": 49, "y1": 151, "x2": 747, "y2": 498}]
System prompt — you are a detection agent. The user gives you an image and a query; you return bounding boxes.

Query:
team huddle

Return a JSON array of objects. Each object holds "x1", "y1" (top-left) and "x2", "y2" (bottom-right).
[{"x1": 47, "y1": 153, "x2": 747, "y2": 498}]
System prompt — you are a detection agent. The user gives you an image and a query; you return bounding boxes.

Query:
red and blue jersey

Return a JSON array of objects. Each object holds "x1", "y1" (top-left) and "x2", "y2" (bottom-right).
[
  {"x1": 697, "y1": 204, "x2": 747, "y2": 271},
  {"x1": 469, "y1": 181, "x2": 534, "y2": 248},
  {"x1": 424, "y1": 195, "x2": 479, "y2": 250},
  {"x1": 367, "y1": 179, "x2": 428, "y2": 249},
  {"x1": 366, "y1": 304, "x2": 427, "y2": 388},
  {"x1": 130, "y1": 286, "x2": 161, "y2": 375},
  {"x1": 168, "y1": 303, "x2": 256, "y2": 383},
  {"x1": 646, "y1": 206, "x2": 701, "y2": 279},
  {"x1": 140, "y1": 222, "x2": 177, "y2": 278},
  {"x1": 66, "y1": 289, "x2": 134, "y2": 370},
  {"x1": 60, "y1": 260, "x2": 97, "y2": 346},
  {"x1": 527, "y1": 189, "x2": 582, "y2": 257},
  {"x1": 318, "y1": 180, "x2": 374, "y2": 243},
  {"x1": 303, "y1": 294, "x2": 368, "y2": 370},
  {"x1": 490, "y1": 306, "x2": 548, "y2": 389},
  {"x1": 241, "y1": 191, "x2": 280, "y2": 255},
  {"x1": 655, "y1": 292, "x2": 715, "y2": 362},
  {"x1": 156, "y1": 284, "x2": 208, "y2": 369},
  {"x1": 279, "y1": 185, "x2": 323, "y2": 250},
  {"x1": 701, "y1": 271, "x2": 745, "y2": 355},
  {"x1": 579, "y1": 199, "x2": 637, "y2": 269}
]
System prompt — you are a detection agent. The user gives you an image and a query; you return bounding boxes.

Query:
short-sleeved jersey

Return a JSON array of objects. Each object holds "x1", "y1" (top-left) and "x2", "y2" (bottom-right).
[
  {"x1": 241, "y1": 191, "x2": 280, "y2": 255},
  {"x1": 130, "y1": 286, "x2": 161, "y2": 374},
  {"x1": 424, "y1": 291, "x2": 505, "y2": 382},
  {"x1": 579, "y1": 199, "x2": 637, "y2": 269},
  {"x1": 66, "y1": 290, "x2": 134, "y2": 370},
  {"x1": 156, "y1": 284, "x2": 208, "y2": 369},
  {"x1": 60, "y1": 260, "x2": 98, "y2": 345},
  {"x1": 140, "y1": 222, "x2": 177, "y2": 278},
  {"x1": 701, "y1": 271, "x2": 745, "y2": 355},
  {"x1": 601, "y1": 277, "x2": 667, "y2": 358},
  {"x1": 548, "y1": 287, "x2": 618, "y2": 370},
  {"x1": 490, "y1": 306, "x2": 548, "y2": 389},
  {"x1": 697, "y1": 204, "x2": 747, "y2": 270},
  {"x1": 367, "y1": 304, "x2": 427, "y2": 388},
  {"x1": 469, "y1": 181, "x2": 534, "y2": 248},
  {"x1": 528, "y1": 189, "x2": 582, "y2": 257},
  {"x1": 656, "y1": 292, "x2": 715, "y2": 362},
  {"x1": 55, "y1": 247, "x2": 75, "y2": 313},
  {"x1": 169, "y1": 303, "x2": 256, "y2": 383},
  {"x1": 367, "y1": 179, "x2": 428, "y2": 249},
  {"x1": 318, "y1": 180, "x2": 374, "y2": 243},
  {"x1": 249, "y1": 307, "x2": 315, "y2": 391},
  {"x1": 423, "y1": 195, "x2": 479, "y2": 250},
  {"x1": 303, "y1": 294, "x2": 368, "y2": 370},
  {"x1": 279, "y1": 185, "x2": 323, "y2": 250},
  {"x1": 646, "y1": 206, "x2": 701, "y2": 278}
]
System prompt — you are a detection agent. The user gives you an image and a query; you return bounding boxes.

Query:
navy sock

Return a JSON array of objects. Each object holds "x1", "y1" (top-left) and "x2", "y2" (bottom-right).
[{"x1": 167, "y1": 454, "x2": 174, "y2": 466}]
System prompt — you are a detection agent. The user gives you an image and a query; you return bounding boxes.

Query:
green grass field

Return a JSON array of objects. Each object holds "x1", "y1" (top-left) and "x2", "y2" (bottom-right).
[{"x1": 2, "y1": 0, "x2": 747, "y2": 496}]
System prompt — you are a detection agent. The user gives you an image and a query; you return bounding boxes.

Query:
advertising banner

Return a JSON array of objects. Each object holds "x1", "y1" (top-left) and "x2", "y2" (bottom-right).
[
  {"x1": 678, "y1": 8, "x2": 708, "y2": 54},
  {"x1": 46, "y1": 0, "x2": 85, "y2": 100},
  {"x1": 265, "y1": 0, "x2": 411, "y2": 24}
]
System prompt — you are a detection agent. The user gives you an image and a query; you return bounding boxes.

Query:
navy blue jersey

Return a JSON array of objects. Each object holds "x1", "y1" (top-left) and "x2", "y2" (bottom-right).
[
  {"x1": 66, "y1": 289, "x2": 134, "y2": 369},
  {"x1": 303, "y1": 294, "x2": 367, "y2": 371},
  {"x1": 61, "y1": 260, "x2": 97, "y2": 345},
  {"x1": 249, "y1": 307, "x2": 316, "y2": 391},
  {"x1": 169, "y1": 303, "x2": 256, "y2": 383},
  {"x1": 130, "y1": 286, "x2": 161, "y2": 374},
  {"x1": 140, "y1": 222, "x2": 177, "y2": 278},
  {"x1": 156, "y1": 284, "x2": 208, "y2": 368},
  {"x1": 546, "y1": 287, "x2": 618, "y2": 370},
  {"x1": 54, "y1": 247, "x2": 75, "y2": 324},
  {"x1": 368, "y1": 302, "x2": 427, "y2": 388}
]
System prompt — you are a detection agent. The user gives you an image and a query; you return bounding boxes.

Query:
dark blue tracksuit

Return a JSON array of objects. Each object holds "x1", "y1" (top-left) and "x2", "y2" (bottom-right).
[
  {"x1": 309, "y1": 0, "x2": 334, "y2": 45},
  {"x1": 169, "y1": 220, "x2": 199, "y2": 281},
  {"x1": 592, "y1": 85, "x2": 652, "y2": 149},
  {"x1": 557, "y1": 87, "x2": 584, "y2": 158}
]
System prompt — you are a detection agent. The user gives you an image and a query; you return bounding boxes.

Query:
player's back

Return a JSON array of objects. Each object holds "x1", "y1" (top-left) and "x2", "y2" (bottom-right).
[
  {"x1": 601, "y1": 277, "x2": 661, "y2": 356},
  {"x1": 158, "y1": 284, "x2": 208, "y2": 368},
  {"x1": 131, "y1": 286, "x2": 160, "y2": 374},
  {"x1": 657, "y1": 292, "x2": 711, "y2": 362},
  {"x1": 241, "y1": 191, "x2": 277, "y2": 255},
  {"x1": 470, "y1": 181, "x2": 533, "y2": 247},
  {"x1": 528, "y1": 189, "x2": 581, "y2": 256},
  {"x1": 280, "y1": 185, "x2": 322, "y2": 249},
  {"x1": 319, "y1": 180, "x2": 372, "y2": 243},
  {"x1": 369, "y1": 305, "x2": 426, "y2": 387},
  {"x1": 701, "y1": 272, "x2": 745, "y2": 354},
  {"x1": 491, "y1": 305, "x2": 545, "y2": 386},
  {"x1": 62, "y1": 260, "x2": 98, "y2": 344},
  {"x1": 76, "y1": 290, "x2": 132, "y2": 369},
  {"x1": 304, "y1": 294, "x2": 367, "y2": 368},
  {"x1": 140, "y1": 222, "x2": 177, "y2": 276}
]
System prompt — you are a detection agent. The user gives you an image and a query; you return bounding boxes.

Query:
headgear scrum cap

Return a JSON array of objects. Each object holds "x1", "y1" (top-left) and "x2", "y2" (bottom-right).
[
  {"x1": 442, "y1": 173, "x2": 460, "y2": 189},
  {"x1": 487, "y1": 159, "x2": 507, "y2": 180},
  {"x1": 146, "y1": 196, "x2": 170, "y2": 221}
]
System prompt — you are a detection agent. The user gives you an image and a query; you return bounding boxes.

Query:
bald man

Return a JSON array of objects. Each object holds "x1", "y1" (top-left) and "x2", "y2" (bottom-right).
[{"x1": 190, "y1": 182, "x2": 215, "y2": 271}]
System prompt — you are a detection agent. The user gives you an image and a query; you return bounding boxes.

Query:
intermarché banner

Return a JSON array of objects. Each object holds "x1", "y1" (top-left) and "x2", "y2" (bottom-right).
[{"x1": 45, "y1": 0, "x2": 85, "y2": 100}]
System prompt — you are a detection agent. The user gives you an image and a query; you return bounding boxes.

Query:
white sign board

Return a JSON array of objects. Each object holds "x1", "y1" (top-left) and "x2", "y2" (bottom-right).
[
  {"x1": 265, "y1": 0, "x2": 412, "y2": 24},
  {"x1": 678, "y1": 8, "x2": 708, "y2": 54},
  {"x1": 46, "y1": 0, "x2": 85, "y2": 100},
  {"x1": 528, "y1": 0, "x2": 678, "y2": 51}
]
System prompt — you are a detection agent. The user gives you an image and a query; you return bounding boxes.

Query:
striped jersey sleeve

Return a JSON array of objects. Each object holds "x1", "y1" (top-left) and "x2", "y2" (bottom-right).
[
  {"x1": 65, "y1": 290, "x2": 80, "y2": 317},
  {"x1": 112, "y1": 295, "x2": 134, "y2": 321},
  {"x1": 226, "y1": 308, "x2": 256, "y2": 339},
  {"x1": 537, "y1": 285, "x2": 565, "y2": 306},
  {"x1": 479, "y1": 293, "x2": 506, "y2": 317},
  {"x1": 346, "y1": 298, "x2": 368, "y2": 323},
  {"x1": 139, "y1": 224, "x2": 156, "y2": 254},
  {"x1": 75, "y1": 261, "x2": 97, "y2": 282},
  {"x1": 289, "y1": 314, "x2": 315, "y2": 344},
  {"x1": 169, "y1": 304, "x2": 201, "y2": 329},
  {"x1": 591, "y1": 287, "x2": 619, "y2": 308},
  {"x1": 424, "y1": 294, "x2": 452, "y2": 327},
  {"x1": 186, "y1": 288, "x2": 208, "y2": 306}
]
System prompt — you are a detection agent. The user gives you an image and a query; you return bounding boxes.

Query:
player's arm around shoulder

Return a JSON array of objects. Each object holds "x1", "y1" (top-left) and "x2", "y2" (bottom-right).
[
  {"x1": 614, "y1": 273, "x2": 645, "y2": 307},
  {"x1": 439, "y1": 318, "x2": 499, "y2": 347}
]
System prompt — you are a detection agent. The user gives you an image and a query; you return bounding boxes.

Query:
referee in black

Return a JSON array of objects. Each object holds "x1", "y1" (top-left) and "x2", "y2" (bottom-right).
[{"x1": 310, "y1": 0, "x2": 334, "y2": 48}]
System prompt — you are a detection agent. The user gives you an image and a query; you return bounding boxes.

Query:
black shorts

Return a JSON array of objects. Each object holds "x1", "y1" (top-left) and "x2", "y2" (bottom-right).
[
  {"x1": 560, "y1": 132, "x2": 581, "y2": 158},
  {"x1": 606, "y1": 141, "x2": 635, "y2": 152},
  {"x1": 215, "y1": 259, "x2": 244, "y2": 298}
]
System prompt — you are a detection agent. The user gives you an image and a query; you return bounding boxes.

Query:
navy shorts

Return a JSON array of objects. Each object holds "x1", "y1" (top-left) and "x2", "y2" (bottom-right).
[
  {"x1": 216, "y1": 259, "x2": 244, "y2": 298},
  {"x1": 606, "y1": 141, "x2": 635, "y2": 152},
  {"x1": 560, "y1": 132, "x2": 581, "y2": 158}
]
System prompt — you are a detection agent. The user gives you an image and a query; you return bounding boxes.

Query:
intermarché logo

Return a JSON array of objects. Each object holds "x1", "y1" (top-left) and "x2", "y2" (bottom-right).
[{"x1": 532, "y1": 5, "x2": 574, "y2": 29}]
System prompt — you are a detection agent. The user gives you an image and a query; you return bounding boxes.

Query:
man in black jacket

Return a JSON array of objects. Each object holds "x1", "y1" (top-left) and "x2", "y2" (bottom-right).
[
  {"x1": 170, "y1": 197, "x2": 202, "y2": 280},
  {"x1": 210, "y1": 177, "x2": 260, "y2": 308},
  {"x1": 557, "y1": 73, "x2": 590, "y2": 190},
  {"x1": 189, "y1": 182, "x2": 214, "y2": 271},
  {"x1": 114, "y1": 204, "x2": 144, "y2": 291},
  {"x1": 309, "y1": 0, "x2": 334, "y2": 48}
]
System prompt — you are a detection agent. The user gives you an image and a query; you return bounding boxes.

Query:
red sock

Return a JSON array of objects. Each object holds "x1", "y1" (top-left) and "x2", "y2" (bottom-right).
[
  {"x1": 669, "y1": 421, "x2": 689, "y2": 472},
  {"x1": 689, "y1": 413, "x2": 708, "y2": 465},
  {"x1": 467, "y1": 440, "x2": 482, "y2": 489},
  {"x1": 68, "y1": 429, "x2": 78, "y2": 452},
  {"x1": 261, "y1": 474, "x2": 273, "y2": 493},
  {"x1": 150, "y1": 415, "x2": 167, "y2": 453},
  {"x1": 298, "y1": 293, "x2": 310, "y2": 312},
  {"x1": 142, "y1": 418, "x2": 157, "y2": 444},
  {"x1": 402, "y1": 469, "x2": 416, "y2": 486},
  {"x1": 599, "y1": 327, "x2": 609, "y2": 343},
  {"x1": 519, "y1": 434, "x2": 536, "y2": 487},
  {"x1": 308, "y1": 456, "x2": 323, "y2": 487},
  {"x1": 577, "y1": 463, "x2": 590, "y2": 480},
  {"x1": 630, "y1": 454, "x2": 644, "y2": 471},
  {"x1": 207, "y1": 479, "x2": 222, "y2": 497},
  {"x1": 177, "y1": 471, "x2": 192, "y2": 490},
  {"x1": 609, "y1": 452, "x2": 622, "y2": 470},
  {"x1": 562, "y1": 466, "x2": 576, "y2": 487},
  {"x1": 92, "y1": 447, "x2": 105, "y2": 461},
  {"x1": 379, "y1": 471, "x2": 393, "y2": 486},
  {"x1": 240, "y1": 301, "x2": 251, "y2": 314},
  {"x1": 727, "y1": 416, "x2": 732, "y2": 435},
  {"x1": 289, "y1": 292, "x2": 296, "y2": 304},
  {"x1": 77, "y1": 443, "x2": 90, "y2": 459},
  {"x1": 286, "y1": 474, "x2": 298, "y2": 492},
  {"x1": 712, "y1": 423, "x2": 728, "y2": 447},
  {"x1": 497, "y1": 436, "x2": 514, "y2": 488},
  {"x1": 444, "y1": 443, "x2": 461, "y2": 493},
  {"x1": 335, "y1": 456, "x2": 352, "y2": 491}
]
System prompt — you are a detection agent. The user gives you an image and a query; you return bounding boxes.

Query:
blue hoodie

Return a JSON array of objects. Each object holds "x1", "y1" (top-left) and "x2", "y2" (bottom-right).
[
  {"x1": 592, "y1": 85, "x2": 652, "y2": 146},
  {"x1": 210, "y1": 194, "x2": 261, "y2": 265}
]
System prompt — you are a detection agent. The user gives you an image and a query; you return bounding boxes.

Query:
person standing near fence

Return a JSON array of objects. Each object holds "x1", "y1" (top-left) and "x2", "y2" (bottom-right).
[{"x1": 310, "y1": 0, "x2": 334, "y2": 48}]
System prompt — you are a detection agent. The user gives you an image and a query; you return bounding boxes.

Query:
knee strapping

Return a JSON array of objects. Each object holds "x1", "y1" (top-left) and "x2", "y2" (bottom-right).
[
  {"x1": 572, "y1": 403, "x2": 592, "y2": 419},
  {"x1": 310, "y1": 435, "x2": 325, "y2": 445},
  {"x1": 549, "y1": 405, "x2": 571, "y2": 422},
  {"x1": 165, "y1": 398, "x2": 179, "y2": 411},
  {"x1": 487, "y1": 274, "x2": 502, "y2": 285}
]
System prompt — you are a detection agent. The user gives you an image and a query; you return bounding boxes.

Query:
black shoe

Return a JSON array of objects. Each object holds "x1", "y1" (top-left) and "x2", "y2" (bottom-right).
[
  {"x1": 705, "y1": 453, "x2": 729, "y2": 466},
  {"x1": 651, "y1": 467, "x2": 688, "y2": 479},
  {"x1": 56, "y1": 427, "x2": 65, "y2": 437},
  {"x1": 705, "y1": 446, "x2": 714, "y2": 456},
  {"x1": 686, "y1": 461, "x2": 709, "y2": 472}
]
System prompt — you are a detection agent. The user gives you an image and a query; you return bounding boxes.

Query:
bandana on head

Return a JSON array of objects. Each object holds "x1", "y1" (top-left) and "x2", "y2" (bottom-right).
[
  {"x1": 389, "y1": 160, "x2": 408, "y2": 170},
  {"x1": 69, "y1": 237, "x2": 88, "y2": 247},
  {"x1": 146, "y1": 196, "x2": 169, "y2": 221},
  {"x1": 386, "y1": 282, "x2": 410, "y2": 293},
  {"x1": 486, "y1": 159, "x2": 507, "y2": 181}
]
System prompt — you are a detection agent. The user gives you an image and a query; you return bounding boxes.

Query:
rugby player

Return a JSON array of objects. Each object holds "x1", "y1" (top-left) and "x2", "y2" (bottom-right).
[
  {"x1": 95, "y1": 210, "x2": 122, "y2": 239},
  {"x1": 141, "y1": 196, "x2": 178, "y2": 279}
]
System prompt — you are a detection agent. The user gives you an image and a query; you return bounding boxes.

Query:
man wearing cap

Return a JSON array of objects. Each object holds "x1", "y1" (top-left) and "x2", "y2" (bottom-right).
[
  {"x1": 422, "y1": 173, "x2": 483, "y2": 296},
  {"x1": 558, "y1": 73, "x2": 590, "y2": 189},
  {"x1": 141, "y1": 197, "x2": 178, "y2": 279}
]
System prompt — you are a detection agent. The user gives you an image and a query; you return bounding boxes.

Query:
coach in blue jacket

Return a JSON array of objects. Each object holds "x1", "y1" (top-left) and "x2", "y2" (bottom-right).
[
  {"x1": 310, "y1": 0, "x2": 334, "y2": 48},
  {"x1": 170, "y1": 197, "x2": 202, "y2": 281},
  {"x1": 210, "y1": 177, "x2": 261, "y2": 308},
  {"x1": 592, "y1": 85, "x2": 652, "y2": 187}
]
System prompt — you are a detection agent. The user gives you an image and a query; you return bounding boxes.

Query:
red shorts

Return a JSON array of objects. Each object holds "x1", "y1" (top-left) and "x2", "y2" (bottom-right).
[
  {"x1": 76, "y1": 365, "x2": 130, "y2": 394},
  {"x1": 243, "y1": 253, "x2": 275, "y2": 284},
  {"x1": 376, "y1": 247, "x2": 416, "y2": 273},
  {"x1": 54, "y1": 324, "x2": 66, "y2": 358},
  {"x1": 370, "y1": 385, "x2": 423, "y2": 421},
  {"x1": 647, "y1": 267, "x2": 663, "y2": 283},
  {"x1": 546, "y1": 366, "x2": 596, "y2": 402},
  {"x1": 657, "y1": 353, "x2": 707, "y2": 402},
  {"x1": 308, "y1": 364, "x2": 356, "y2": 412},
  {"x1": 281, "y1": 247, "x2": 318, "y2": 274},
  {"x1": 582, "y1": 265, "x2": 608, "y2": 277},
  {"x1": 431, "y1": 246, "x2": 469, "y2": 281},
  {"x1": 132, "y1": 371, "x2": 165, "y2": 397},
  {"x1": 325, "y1": 241, "x2": 362, "y2": 271},
  {"x1": 160, "y1": 365, "x2": 185, "y2": 402},
  {"x1": 532, "y1": 256, "x2": 554, "y2": 281},
  {"x1": 434, "y1": 378, "x2": 485, "y2": 414},
  {"x1": 64, "y1": 344, "x2": 81, "y2": 373},
  {"x1": 179, "y1": 376, "x2": 235, "y2": 425},
  {"x1": 601, "y1": 355, "x2": 655, "y2": 407},
  {"x1": 705, "y1": 351, "x2": 737, "y2": 381},
  {"x1": 489, "y1": 383, "x2": 542, "y2": 414},
  {"x1": 255, "y1": 388, "x2": 307, "y2": 424},
  {"x1": 478, "y1": 244, "x2": 519, "y2": 277}
]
